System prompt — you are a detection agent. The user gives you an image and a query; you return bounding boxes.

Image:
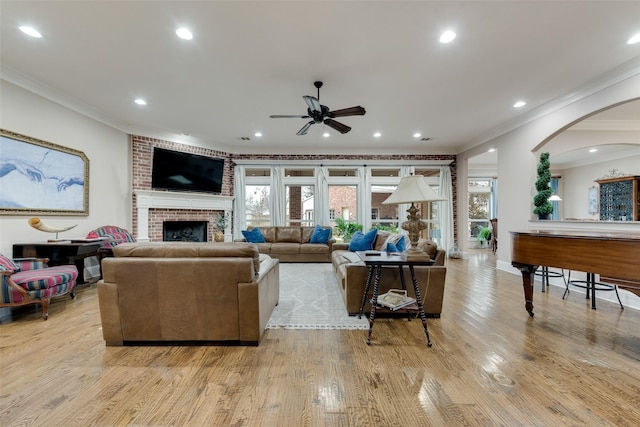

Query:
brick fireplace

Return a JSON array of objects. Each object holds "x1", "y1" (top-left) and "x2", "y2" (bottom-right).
[{"x1": 134, "y1": 190, "x2": 234, "y2": 242}]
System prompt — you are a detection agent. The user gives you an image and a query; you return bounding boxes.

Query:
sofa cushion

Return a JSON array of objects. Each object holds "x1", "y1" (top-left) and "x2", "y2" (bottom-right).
[
  {"x1": 299, "y1": 243, "x2": 330, "y2": 255},
  {"x1": 269, "y1": 243, "x2": 301, "y2": 254},
  {"x1": 340, "y1": 251, "x2": 362, "y2": 263},
  {"x1": 257, "y1": 227, "x2": 276, "y2": 243},
  {"x1": 417, "y1": 239, "x2": 438, "y2": 259},
  {"x1": 373, "y1": 231, "x2": 390, "y2": 251},
  {"x1": 242, "y1": 228, "x2": 266, "y2": 243},
  {"x1": 310, "y1": 225, "x2": 331, "y2": 243},
  {"x1": 113, "y1": 242, "x2": 262, "y2": 275},
  {"x1": 301, "y1": 227, "x2": 315, "y2": 243},
  {"x1": 11, "y1": 265, "x2": 78, "y2": 291},
  {"x1": 348, "y1": 229, "x2": 378, "y2": 251},
  {"x1": 276, "y1": 227, "x2": 302, "y2": 243}
]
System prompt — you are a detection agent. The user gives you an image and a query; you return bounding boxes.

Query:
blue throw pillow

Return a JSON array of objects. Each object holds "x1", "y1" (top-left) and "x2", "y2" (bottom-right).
[
  {"x1": 386, "y1": 242, "x2": 399, "y2": 253},
  {"x1": 348, "y1": 228, "x2": 378, "y2": 251},
  {"x1": 395, "y1": 236, "x2": 406, "y2": 252},
  {"x1": 242, "y1": 228, "x2": 266, "y2": 243},
  {"x1": 310, "y1": 225, "x2": 331, "y2": 244}
]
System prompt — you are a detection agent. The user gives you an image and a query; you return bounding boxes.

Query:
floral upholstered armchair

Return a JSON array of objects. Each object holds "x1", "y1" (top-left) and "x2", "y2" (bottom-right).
[{"x1": 0, "y1": 254, "x2": 78, "y2": 320}]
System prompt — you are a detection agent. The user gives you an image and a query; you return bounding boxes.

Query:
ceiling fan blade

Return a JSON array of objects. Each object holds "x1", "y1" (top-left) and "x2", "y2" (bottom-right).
[
  {"x1": 324, "y1": 119, "x2": 352, "y2": 134},
  {"x1": 303, "y1": 95, "x2": 322, "y2": 114},
  {"x1": 296, "y1": 121, "x2": 315, "y2": 136},
  {"x1": 327, "y1": 106, "x2": 366, "y2": 118},
  {"x1": 270, "y1": 114, "x2": 310, "y2": 119}
]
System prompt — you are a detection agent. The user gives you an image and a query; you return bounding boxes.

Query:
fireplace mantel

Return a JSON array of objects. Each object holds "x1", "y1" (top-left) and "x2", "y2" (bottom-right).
[{"x1": 134, "y1": 190, "x2": 234, "y2": 242}]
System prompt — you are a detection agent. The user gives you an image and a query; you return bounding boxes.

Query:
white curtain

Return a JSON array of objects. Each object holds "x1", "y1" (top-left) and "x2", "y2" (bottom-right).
[
  {"x1": 315, "y1": 166, "x2": 329, "y2": 225},
  {"x1": 439, "y1": 166, "x2": 454, "y2": 252},
  {"x1": 233, "y1": 165, "x2": 246, "y2": 239},
  {"x1": 270, "y1": 167, "x2": 285, "y2": 225},
  {"x1": 397, "y1": 166, "x2": 413, "y2": 239}
]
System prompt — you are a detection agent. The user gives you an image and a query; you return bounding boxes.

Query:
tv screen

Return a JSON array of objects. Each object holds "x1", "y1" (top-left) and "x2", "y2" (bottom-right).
[{"x1": 151, "y1": 147, "x2": 224, "y2": 194}]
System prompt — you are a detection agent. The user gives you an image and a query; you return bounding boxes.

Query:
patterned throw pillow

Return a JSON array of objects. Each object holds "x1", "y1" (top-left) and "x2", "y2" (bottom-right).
[
  {"x1": 242, "y1": 228, "x2": 266, "y2": 243},
  {"x1": 310, "y1": 225, "x2": 331, "y2": 244},
  {"x1": 0, "y1": 254, "x2": 21, "y2": 273}
]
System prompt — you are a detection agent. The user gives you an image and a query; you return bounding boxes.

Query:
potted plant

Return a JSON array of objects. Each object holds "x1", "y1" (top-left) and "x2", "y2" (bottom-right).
[
  {"x1": 334, "y1": 217, "x2": 363, "y2": 243},
  {"x1": 477, "y1": 226, "x2": 492, "y2": 248},
  {"x1": 533, "y1": 152, "x2": 554, "y2": 220},
  {"x1": 214, "y1": 212, "x2": 229, "y2": 242}
]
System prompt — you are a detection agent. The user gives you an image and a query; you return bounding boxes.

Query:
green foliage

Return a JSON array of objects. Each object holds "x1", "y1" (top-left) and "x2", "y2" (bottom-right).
[
  {"x1": 334, "y1": 217, "x2": 363, "y2": 242},
  {"x1": 533, "y1": 152, "x2": 554, "y2": 216},
  {"x1": 215, "y1": 212, "x2": 230, "y2": 230},
  {"x1": 373, "y1": 223, "x2": 399, "y2": 233},
  {"x1": 477, "y1": 226, "x2": 491, "y2": 242}
]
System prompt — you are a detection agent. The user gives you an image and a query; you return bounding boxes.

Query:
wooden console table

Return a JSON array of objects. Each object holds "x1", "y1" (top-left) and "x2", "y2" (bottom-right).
[
  {"x1": 13, "y1": 241, "x2": 103, "y2": 284},
  {"x1": 356, "y1": 251, "x2": 435, "y2": 347}
]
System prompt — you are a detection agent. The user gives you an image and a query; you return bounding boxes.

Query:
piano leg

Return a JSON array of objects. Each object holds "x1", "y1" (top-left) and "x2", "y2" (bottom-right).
[{"x1": 512, "y1": 262, "x2": 538, "y2": 316}]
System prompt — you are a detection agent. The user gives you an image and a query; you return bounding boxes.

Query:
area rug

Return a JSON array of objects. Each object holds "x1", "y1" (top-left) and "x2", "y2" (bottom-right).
[{"x1": 266, "y1": 263, "x2": 369, "y2": 330}]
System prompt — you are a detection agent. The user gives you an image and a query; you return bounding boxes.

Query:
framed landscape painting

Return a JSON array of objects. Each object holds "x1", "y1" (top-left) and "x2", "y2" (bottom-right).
[{"x1": 0, "y1": 129, "x2": 89, "y2": 215}]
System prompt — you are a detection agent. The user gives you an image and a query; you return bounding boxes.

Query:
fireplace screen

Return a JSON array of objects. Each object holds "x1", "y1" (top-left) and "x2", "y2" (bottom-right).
[{"x1": 163, "y1": 221, "x2": 208, "y2": 242}]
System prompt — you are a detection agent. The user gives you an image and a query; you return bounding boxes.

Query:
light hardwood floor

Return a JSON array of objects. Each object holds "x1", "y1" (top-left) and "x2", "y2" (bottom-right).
[{"x1": 1, "y1": 250, "x2": 639, "y2": 426}]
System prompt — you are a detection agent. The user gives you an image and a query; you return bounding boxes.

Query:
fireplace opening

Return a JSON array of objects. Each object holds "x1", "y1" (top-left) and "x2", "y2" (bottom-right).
[{"x1": 163, "y1": 221, "x2": 208, "y2": 242}]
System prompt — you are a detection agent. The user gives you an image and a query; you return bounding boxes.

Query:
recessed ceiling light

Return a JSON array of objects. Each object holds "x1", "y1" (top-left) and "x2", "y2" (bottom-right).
[
  {"x1": 176, "y1": 28, "x2": 193, "y2": 40},
  {"x1": 254, "y1": 132, "x2": 262, "y2": 137},
  {"x1": 439, "y1": 31, "x2": 456, "y2": 44},
  {"x1": 413, "y1": 132, "x2": 421, "y2": 138},
  {"x1": 134, "y1": 98, "x2": 147, "y2": 106},
  {"x1": 373, "y1": 132, "x2": 382, "y2": 138},
  {"x1": 513, "y1": 101, "x2": 526, "y2": 108},
  {"x1": 627, "y1": 32, "x2": 640, "y2": 45},
  {"x1": 323, "y1": 132, "x2": 330, "y2": 138},
  {"x1": 19, "y1": 26, "x2": 42, "y2": 38},
  {"x1": 488, "y1": 148, "x2": 496, "y2": 153},
  {"x1": 589, "y1": 148, "x2": 598, "y2": 153}
]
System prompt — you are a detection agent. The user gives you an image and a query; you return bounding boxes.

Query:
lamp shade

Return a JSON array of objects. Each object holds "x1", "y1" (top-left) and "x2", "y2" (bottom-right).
[{"x1": 382, "y1": 174, "x2": 447, "y2": 204}]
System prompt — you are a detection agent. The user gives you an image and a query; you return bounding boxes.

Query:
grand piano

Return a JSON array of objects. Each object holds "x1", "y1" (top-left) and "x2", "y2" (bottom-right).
[{"x1": 510, "y1": 230, "x2": 640, "y2": 316}]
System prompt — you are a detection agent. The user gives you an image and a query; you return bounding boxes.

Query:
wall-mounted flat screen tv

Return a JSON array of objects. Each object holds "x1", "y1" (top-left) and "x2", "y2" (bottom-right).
[{"x1": 151, "y1": 147, "x2": 224, "y2": 194}]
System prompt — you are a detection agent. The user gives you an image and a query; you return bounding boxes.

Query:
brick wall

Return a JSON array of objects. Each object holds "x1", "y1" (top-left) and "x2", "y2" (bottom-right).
[
  {"x1": 131, "y1": 135, "x2": 233, "y2": 241},
  {"x1": 131, "y1": 136, "x2": 458, "y2": 243}
]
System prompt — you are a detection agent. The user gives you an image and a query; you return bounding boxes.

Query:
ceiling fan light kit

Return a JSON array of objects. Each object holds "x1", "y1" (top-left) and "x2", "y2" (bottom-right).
[{"x1": 270, "y1": 81, "x2": 366, "y2": 135}]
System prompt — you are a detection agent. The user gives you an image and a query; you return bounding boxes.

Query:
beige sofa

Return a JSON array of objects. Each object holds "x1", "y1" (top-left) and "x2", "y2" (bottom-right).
[
  {"x1": 332, "y1": 233, "x2": 447, "y2": 317},
  {"x1": 235, "y1": 226, "x2": 335, "y2": 262},
  {"x1": 97, "y1": 242, "x2": 279, "y2": 346}
]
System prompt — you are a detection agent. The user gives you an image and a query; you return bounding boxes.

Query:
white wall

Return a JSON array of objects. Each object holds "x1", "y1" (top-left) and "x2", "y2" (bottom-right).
[
  {"x1": 559, "y1": 155, "x2": 640, "y2": 220},
  {"x1": 458, "y1": 73, "x2": 640, "y2": 265},
  {"x1": 0, "y1": 80, "x2": 131, "y2": 255}
]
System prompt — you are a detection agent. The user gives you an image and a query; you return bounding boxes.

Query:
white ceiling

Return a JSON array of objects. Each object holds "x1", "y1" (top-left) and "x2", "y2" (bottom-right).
[{"x1": 1, "y1": 1, "x2": 639, "y2": 156}]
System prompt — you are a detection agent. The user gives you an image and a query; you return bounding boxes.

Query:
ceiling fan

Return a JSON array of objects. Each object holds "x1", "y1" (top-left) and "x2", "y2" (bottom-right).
[{"x1": 270, "y1": 81, "x2": 366, "y2": 135}]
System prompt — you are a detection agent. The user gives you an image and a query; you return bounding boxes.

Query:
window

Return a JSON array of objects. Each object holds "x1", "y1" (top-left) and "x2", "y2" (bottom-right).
[
  {"x1": 370, "y1": 185, "x2": 398, "y2": 231},
  {"x1": 245, "y1": 185, "x2": 270, "y2": 227},
  {"x1": 468, "y1": 179, "x2": 491, "y2": 241},
  {"x1": 329, "y1": 209, "x2": 336, "y2": 220},
  {"x1": 328, "y1": 185, "x2": 357, "y2": 226},
  {"x1": 286, "y1": 184, "x2": 314, "y2": 226}
]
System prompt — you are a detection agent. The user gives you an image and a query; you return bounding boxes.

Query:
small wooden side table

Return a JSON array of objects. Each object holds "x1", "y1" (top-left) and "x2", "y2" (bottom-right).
[{"x1": 356, "y1": 251, "x2": 434, "y2": 347}]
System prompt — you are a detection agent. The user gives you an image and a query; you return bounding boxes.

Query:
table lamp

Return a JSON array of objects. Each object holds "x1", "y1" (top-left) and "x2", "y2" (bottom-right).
[{"x1": 382, "y1": 174, "x2": 447, "y2": 259}]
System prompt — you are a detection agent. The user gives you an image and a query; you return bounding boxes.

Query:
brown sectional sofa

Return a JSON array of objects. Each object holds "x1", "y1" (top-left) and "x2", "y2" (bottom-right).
[
  {"x1": 332, "y1": 233, "x2": 447, "y2": 317},
  {"x1": 97, "y1": 242, "x2": 279, "y2": 346},
  {"x1": 235, "y1": 226, "x2": 335, "y2": 262}
]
